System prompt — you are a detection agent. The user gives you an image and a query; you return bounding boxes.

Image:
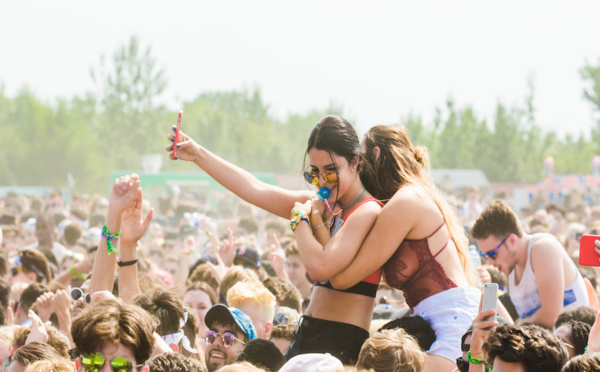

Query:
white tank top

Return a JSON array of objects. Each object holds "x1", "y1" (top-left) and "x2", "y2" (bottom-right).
[{"x1": 508, "y1": 233, "x2": 589, "y2": 319}]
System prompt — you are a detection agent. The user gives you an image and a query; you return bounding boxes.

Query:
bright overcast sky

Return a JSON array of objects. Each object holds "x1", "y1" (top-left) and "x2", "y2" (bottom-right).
[{"x1": 1, "y1": 1, "x2": 599, "y2": 138}]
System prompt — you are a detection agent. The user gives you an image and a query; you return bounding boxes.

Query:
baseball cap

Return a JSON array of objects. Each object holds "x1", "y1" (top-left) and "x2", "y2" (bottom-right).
[
  {"x1": 205, "y1": 304, "x2": 257, "y2": 341},
  {"x1": 234, "y1": 245, "x2": 261, "y2": 269},
  {"x1": 279, "y1": 353, "x2": 344, "y2": 372}
]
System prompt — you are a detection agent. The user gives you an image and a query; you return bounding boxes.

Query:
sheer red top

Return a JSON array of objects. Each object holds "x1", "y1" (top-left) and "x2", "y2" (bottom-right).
[{"x1": 382, "y1": 222, "x2": 458, "y2": 308}]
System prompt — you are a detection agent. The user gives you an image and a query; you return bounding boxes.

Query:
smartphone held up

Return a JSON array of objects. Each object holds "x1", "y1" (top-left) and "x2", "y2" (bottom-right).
[
  {"x1": 172, "y1": 110, "x2": 182, "y2": 159},
  {"x1": 579, "y1": 234, "x2": 600, "y2": 267}
]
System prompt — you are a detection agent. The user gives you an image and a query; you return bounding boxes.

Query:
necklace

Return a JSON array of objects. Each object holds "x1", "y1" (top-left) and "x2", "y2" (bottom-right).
[{"x1": 324, "y1": 187, "x2": 366, "y2": 215}]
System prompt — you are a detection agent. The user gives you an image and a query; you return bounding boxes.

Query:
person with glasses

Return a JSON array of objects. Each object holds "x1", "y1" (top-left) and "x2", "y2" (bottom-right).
[
  {"x1": 471, "y1": 200, "x2": 589, "y2": 329},
  {"x1": 71, "y1": 299, "x2": 156, "y2": 372},
  {"x1": 203, "y1": 304, "x2": 257, "y2": 372},
  {"x1": 327, "y1": 125, "x2": 481, "y2": 372},
  {"x1": 166, "y1": 115, "x2": 383, "y2": 364}
]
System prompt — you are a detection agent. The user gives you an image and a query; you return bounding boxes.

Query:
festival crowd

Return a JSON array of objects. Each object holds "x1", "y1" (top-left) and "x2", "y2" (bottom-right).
[{"x1": 1, "y1": 115, "x2": 600, "y2": 372}]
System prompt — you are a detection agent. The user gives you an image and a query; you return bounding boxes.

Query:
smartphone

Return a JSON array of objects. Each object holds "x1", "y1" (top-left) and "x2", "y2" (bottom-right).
[
  {"x1": 579, "y1": 234, "x2": 600, "y2": 266},
  {"x1": 172, "y1": 110, "x2": 182, "y2": 158},
  {"x1": 481, "y1": 283, "x2": 498, "y2": 322}
]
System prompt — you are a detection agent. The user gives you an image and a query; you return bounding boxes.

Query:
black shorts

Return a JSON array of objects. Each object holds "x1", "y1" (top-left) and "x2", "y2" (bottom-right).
[{"x1": 284, "y1": 315, "x2": 370, "y2": 365}]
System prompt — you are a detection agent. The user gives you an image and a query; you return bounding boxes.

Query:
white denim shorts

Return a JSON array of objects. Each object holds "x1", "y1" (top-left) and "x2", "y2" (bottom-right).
[{"x1": 412, "y1": 286, "x2": 480, "y2": 362}]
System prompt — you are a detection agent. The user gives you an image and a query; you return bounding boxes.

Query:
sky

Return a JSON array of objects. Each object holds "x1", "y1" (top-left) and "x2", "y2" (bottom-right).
[{"x1": 1, "y1": 1, "x2": 599, "y2": 138}]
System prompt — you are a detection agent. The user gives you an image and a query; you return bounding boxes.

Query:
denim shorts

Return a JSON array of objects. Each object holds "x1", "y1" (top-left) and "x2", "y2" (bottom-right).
[
  {"x1": 285, "y1": 315, "x2": 370, "y2": 365},
  {"x1": 412, "y1": 286, "x2": 480, "y2": 361}
]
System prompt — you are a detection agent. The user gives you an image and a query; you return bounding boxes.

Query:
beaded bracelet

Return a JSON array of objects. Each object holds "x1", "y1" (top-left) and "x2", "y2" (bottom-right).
[
  {"x1": 467, "y1": 351, "x2": 492, "y2": 372},
  {"x1": 102, "y1": 225, "x2": 121, "y2": 256},
  {"x1": 290, "y1": 211, "x2": 310, "y2": 234}
]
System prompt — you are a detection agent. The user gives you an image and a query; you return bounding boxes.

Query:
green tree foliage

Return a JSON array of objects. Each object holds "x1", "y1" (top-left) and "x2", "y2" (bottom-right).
[{"x1": 2, "y1": 39, "x2": 600, "y2": 192}]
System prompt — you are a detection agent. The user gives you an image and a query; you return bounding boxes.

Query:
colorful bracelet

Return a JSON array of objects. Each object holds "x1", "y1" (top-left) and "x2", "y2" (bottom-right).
[
  {"x1": 290, "y1": 211, "x2": 310, "y2": 234},
  {"x1": 467, "y1": 351, "x2": 492, "y2": 372},
  {"x1": 102, "y1": 225, "x2": 121, "y2": 256}
]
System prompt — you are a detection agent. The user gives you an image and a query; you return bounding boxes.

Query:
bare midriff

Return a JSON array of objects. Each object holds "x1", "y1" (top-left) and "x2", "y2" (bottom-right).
[{"x1": 304, "y1": 286, "x2": 375, "y2": 331}]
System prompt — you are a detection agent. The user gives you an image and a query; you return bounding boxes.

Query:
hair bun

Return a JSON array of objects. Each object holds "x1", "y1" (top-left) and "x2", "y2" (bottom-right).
[{"x1": 412, "y1": 146, "x2": 428, "y2": 168}]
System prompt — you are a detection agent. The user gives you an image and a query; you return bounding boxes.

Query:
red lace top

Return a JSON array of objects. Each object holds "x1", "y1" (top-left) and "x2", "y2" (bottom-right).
[{"x1": 382, "y1": 223, "x2": 458, "y2": 308}]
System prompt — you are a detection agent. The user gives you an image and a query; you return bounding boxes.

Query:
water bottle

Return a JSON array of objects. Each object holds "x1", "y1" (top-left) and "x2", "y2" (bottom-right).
[{"x1": 469, "y1": 244, "x2": 482, "y2": 268}]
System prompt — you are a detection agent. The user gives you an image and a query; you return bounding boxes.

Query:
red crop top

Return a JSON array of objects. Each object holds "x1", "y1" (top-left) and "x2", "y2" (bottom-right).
[
  {"x1": 382, "y1": 222, "x2": 458, "y2": 308},
  {"x1": 313, "y1": 197, "x2": 383, "y2": 298}
]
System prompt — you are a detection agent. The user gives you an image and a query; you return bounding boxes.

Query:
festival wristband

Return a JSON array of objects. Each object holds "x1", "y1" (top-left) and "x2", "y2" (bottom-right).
[
  {"x1": 467, "y1": 351, "x2": 492, "y2": 372},
  {"x1": 102, "y1": 225, "x2": 121, "y2": 256},
  {"x1": 290, "y1": 211, "x2": 310, "y2": 234}
]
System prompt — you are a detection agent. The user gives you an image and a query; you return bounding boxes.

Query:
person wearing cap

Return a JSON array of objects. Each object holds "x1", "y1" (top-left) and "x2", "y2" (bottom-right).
[{"x1": 204, "y1": 303, "x2": 257, "y2": 372}]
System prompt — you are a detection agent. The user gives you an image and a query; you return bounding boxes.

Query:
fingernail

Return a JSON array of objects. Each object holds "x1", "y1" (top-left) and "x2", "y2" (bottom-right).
[
  {"x1": 173, "y1": 127, "x2": 176, "y2": 131},
  {"x1": 177, "y1": 144, "x2": 181, "y2": 148},
  {"x1": 170, "y1": 146, "x2": 173, "y2": 151},
  {"x1": 171, "y1": 138, "x2": 174, "y2": 142},
  {"x1": 175, "y1": 157, "x2": 178, "y2": 160}
]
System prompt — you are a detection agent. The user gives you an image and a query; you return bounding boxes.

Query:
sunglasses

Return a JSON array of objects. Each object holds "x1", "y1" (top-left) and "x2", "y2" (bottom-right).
[
  {"x1": 204, "y1": 330, "x2": 245, "y2": 348},
  {"x1": 303, "y1": 170, "x2": 338, "y2": 185},
  {"x1": 81, "y1": 352, "x2": 142, "y2": 372},
  {"x1": 479, "y1": 234, "x2": 511, "y2": 260},
  {"x1": 456, "y1": 357, "x2": 469, "y2": 372},
  {"x1": 10, "y1": 267, "x2": 22, "y2": 277},
  {"x1": 70, "y1": 287, "x2": 91, "y2": 304}
]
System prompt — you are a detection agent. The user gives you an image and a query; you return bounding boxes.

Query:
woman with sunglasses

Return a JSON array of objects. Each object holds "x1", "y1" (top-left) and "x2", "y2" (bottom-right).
[
  {"x1": 167, "y1": 115, "x2": 382, "y2": 363},
  {"x1": 328, "y1": 125, "x2": 482, "y2": 372}
]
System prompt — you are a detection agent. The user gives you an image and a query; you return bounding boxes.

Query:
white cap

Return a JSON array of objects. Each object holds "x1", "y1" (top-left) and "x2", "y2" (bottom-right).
[{"x1": 279, "y1": 353, "x2": 344, "y2": 372}]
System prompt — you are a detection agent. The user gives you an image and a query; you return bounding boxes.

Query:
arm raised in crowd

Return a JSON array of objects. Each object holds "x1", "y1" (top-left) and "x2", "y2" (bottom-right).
[
  {"x1": 118, "y1": 187, "x2": 153, "y2": 303},
  {"x1": 165, "y1": 127, "x2": 313, "y2": 219},
  {"x1": 89, "y1": 174, "x2": 141, "y2": 296}
]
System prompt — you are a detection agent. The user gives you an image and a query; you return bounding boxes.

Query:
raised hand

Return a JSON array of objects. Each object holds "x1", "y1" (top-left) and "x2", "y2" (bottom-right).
[
  {"x1": 26, "y1": 310, "x2": 48, "y2": 345},
  {"x1": 166, "y1": 127, "x2": 201, "y2": 162},
  {"x1": 35, "y1": 292, "x2": 55, "y2": 323},
  {"x1": 109, "y1": 174, "x2": 141, "y2": 215},
  {"x1": 120, "y1": 188, "x2": 154, "y2": 245},
  {"x1": 218, "y1": 228, "x2": 236, "y2": 267},
  {"x1": 268, "y1": 234, "x2": 287, "y2": 279},
  {"x1": 291, "y1": 200, "x2": 311, "y2": 219}
]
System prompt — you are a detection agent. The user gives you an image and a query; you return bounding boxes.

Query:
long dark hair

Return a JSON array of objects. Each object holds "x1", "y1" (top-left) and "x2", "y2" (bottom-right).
[{"x1": 305, "y1": 115, "x2": 376, "y2": 196}]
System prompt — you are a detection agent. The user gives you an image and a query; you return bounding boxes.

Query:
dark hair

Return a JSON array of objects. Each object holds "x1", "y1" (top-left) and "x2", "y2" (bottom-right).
[
  {"x1": 18, "y1": 249, "x2": 52, "y2": 283},
  {"x1": 134, "y1": 288, "x2": 186, "y2": 336},
  {"x1": 270, "y1": 324, "x2": 297, "y2": 342},
  {"x1": 147, "y1": 353, "x2": 207, "y2": 372},
  {"x1": 378, "y1": 315, "x2": 436, "y2": 352},
  {"x1": 20, "y1": 283, "x2": 49, "y2": 311},
  {"x1": 0, "y1": 277, "x2": 11, "y2": 309},
  {"x1": 306, "y1": 116, "x2": 377, "y2": 197},
  {"x1": 561, "y1": 353, "x2": 600, "y2": 372},
  {"x1": 63, "y1": 223, "x2": 82, "y2": 246},
  {"x1": 557, "y1": 320, "x2": 591, "y2": 356},
  {"x1": 555, "y1": 306, "x2": 597, "y2": 329},
  {"x1": 72, "y1": 300, "x2": 157, "y2": 364},
  {"x1": 262, "y1": 277, "x2": 302, "y2": 313},
  {"x1": 236, "y1": 339, "x2": 287, "y2": 372},
  {"x1": 484, "y1": 325, "x2": 567, "y2": 372}
]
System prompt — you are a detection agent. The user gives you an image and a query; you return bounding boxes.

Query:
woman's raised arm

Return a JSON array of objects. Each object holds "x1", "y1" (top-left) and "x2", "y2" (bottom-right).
[{"x1": 166, "y1": 127, "x2": 313, "y2": 219}]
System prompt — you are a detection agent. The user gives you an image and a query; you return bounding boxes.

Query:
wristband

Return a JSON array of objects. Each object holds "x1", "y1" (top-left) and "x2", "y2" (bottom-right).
[
  {"x1": 70, "y1": 266, "x2": 87, "y2": 280},
  {"x1": 467, "y1": 351, "x2": 491, "y2": 372},
  {"x1": 290, "y1": 211, "x2": 310, "y2": 234},
  {"x1": 102, "y1": 225, "x2": 121, "y2": 256},
  {"x1": 117, "y1": 258, "x2": 138, "y2": 267}
]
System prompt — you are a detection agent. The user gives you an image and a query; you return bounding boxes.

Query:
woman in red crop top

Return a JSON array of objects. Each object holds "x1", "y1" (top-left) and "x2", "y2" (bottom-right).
[
  {"x1": 165, "y1": 115, "x2": 383, "y2": 364},
  {"x1": 328, "y1": 125, "x2": 482, "y2": 372}
]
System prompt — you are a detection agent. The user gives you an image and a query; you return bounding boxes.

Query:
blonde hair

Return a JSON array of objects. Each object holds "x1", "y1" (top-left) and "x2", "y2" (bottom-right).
[
  {"x1": 218, "y1": 266, "x2": 259, "y2": 300},
  {"x1": 364, "y1": 125, "x2": 475, "y2": 285},
  {"x1": 25, "y1": 359, "x2": 74, "y2": 372},
  {"x1": 227, "y1": 281, "x2": 276, "y2": 321},
  {"x1": 357, "y1": 328, "x2": 426, "y2": 372}
]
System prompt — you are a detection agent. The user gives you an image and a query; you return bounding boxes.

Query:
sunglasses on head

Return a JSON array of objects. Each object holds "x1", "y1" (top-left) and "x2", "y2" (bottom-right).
[
  {"x1": 204, "y1": 330, "x2": 245, "y2": 348},
  {"x1": 70, "y1": 287, "x2": 91, "y2": 304},
  {"x1": 303, "y1": 170, "x2": 338, "y2": 185},
  {"x1": 81, "y1": 352, "x2": 142, "y2": 372}
]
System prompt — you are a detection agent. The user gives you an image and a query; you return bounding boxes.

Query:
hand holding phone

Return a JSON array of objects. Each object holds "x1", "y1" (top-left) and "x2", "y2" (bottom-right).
[
  {"x1": 172, "y1": 111, "x2": 182, "y2": 158},
  {"x1": 579, "y1": 234, "x2": 600, "y2": 266},
  {"x1": 481, "y1": 283, "x2": 498, "y2": 322}
]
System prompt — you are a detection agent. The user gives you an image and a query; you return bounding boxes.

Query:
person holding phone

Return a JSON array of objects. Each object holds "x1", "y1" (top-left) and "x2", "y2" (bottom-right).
[
  {"x1": 471, "y1": 199, "x2": 589, "y2": 329},
  {"x1": 166, "y1": 115, "x2": 383, "y2": 364}
]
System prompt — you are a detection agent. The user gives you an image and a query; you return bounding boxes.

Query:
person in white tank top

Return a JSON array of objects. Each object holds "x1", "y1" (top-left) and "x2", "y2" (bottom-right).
[{"x1": 471, "y1": 200, "x2": 589, "y2": 329}]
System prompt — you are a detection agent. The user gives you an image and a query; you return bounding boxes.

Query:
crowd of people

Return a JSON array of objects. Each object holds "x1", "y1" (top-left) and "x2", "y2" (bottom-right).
[{"x1": 0, "y1": 115, "x2": 600, "y2": 371}]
